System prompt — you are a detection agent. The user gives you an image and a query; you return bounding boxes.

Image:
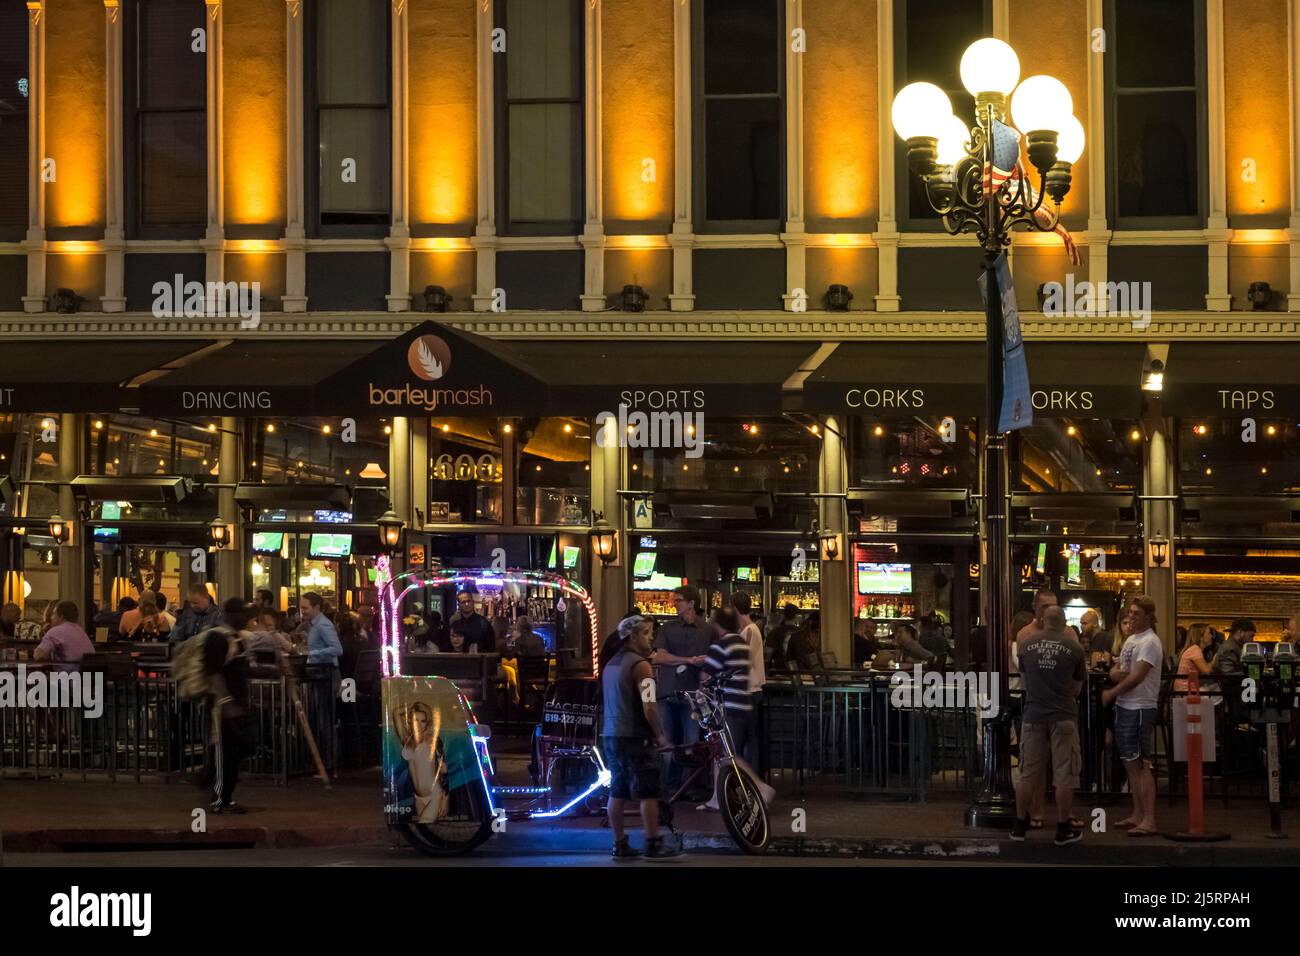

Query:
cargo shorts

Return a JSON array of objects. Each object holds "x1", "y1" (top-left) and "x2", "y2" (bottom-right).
[{"x1": 1020, "y1": 719, "x2": 1081, "y2": 791}]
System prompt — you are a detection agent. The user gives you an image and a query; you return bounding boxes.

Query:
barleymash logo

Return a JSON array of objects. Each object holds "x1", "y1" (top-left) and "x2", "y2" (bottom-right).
[
  {"x1": 407, "y1": 334, "x2": 452, "y2": 381},
  {"x1": 369, "y1": 333, "x2": 494, "y2": 412}
]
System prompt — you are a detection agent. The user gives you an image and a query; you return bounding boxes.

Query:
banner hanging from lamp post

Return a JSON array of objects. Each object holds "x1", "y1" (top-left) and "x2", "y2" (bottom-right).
[{"x1": 979, "y1": 253, "x2": 1033, "y2": 433}]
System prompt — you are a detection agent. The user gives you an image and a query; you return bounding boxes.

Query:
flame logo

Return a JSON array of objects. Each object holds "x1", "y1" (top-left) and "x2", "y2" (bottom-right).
[{"x1": 407, "y1": 335, "x2": 451, "y2": 381}]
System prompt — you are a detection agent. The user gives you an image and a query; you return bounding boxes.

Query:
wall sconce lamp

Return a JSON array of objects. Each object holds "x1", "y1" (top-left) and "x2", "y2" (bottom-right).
[
  {"x1": 207, "y1": 518, "x2": 231, "y2": 550},
  {"x1": 819, "y1": 531, "x2": 843, "y2": 562},
  {"x1": 1142, "y1": 359, "x2": 1164, "y2": 392},
  {"x1": 825, "y1": 284, "x2": 853, "y2": 312},
  {"x1": 47, "y1": 513, "x2": 70, "y2": 545},
  {"x1": 1149, "y1": 534, "x2": 1169, "y2": 568},
  {"x1": 589, "y1": 511, "x2": 618, "y2": 566},
  {"x1": 376, "y1": 508, "x2": 405, "y2": 553},
  {"x1": 620, "y1": 284, "x2": 648, "y2": 313},
  {"x1": 422, "y1": 285, "x2": 451, "y2": 313}
]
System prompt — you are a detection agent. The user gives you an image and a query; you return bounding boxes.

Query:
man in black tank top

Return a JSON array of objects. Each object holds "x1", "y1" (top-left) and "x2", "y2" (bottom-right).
[{"x1": 601, "y1": 615, "x2": 680, "y2": 861}]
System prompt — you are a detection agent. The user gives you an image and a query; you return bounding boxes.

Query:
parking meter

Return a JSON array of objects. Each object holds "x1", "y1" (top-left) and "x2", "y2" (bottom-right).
[{"x1": 1242, "y1": 642, "x2": 1294, "y2": 838}]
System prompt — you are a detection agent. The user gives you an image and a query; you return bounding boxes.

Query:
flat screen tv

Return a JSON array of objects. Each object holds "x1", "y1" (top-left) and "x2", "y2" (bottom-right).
[
  {"x1": 563, "y1": 545, "x2": 580, "y2": 570},
  {"x1": 309, "y1": 533, "x2": 352, "y2": 559},
  {"x1": 632, "y1": 551, "x2": 656, "y2": 579},
  {"x1": 251, "y1": 531, "x2": 284, "y2": 554},
  {"x1": 1035, "y1": 542, "x2": 1048, "y2": 575},
  {"x1": 735, "y1": 566, "x2": 759, "y2": 582},
  {"x1": 856, "y1": 562, "x2": 912, "y2": 595}
]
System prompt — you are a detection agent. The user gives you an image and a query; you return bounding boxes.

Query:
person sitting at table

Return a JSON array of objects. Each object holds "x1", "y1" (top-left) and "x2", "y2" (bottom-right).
[
  {"x1": 511, "y1": 617, "x2": 547, "y2": 658},
  {"x1": 852, "y1": 618, "x2": 879, "y2": 667},
  {"x1": 449, "y1": 590, "x2": 495, "y2": 653},
  {"x1": 447, "y1": 622, "x2": 472, "y2": 653},
  {"x1": 249, "y1": 608, "x2": 294, "y2": 660},
  {"x1": 893, "y1": 622, "x2": 936, "y2": 668},
  {"x1": 33, "y1": 600, "x2": 95, "y2": 671},
  {"x1": 1175, "y1": 622, "x2": 1218, "y2": 694},
  {"x1": 129, "y1": 595, "x2": 174, "y2": 642}
]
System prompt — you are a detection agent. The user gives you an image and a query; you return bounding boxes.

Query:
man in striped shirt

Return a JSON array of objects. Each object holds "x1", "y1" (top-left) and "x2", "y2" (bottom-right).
[{"x1": 700, "y1": 607, "x2": 775, "y2": 810}]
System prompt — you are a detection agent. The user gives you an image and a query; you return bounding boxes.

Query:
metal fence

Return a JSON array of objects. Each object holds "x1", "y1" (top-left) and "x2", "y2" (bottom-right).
[{"x1": 0, "y1": 675, "x2": 335, "y2": 784}]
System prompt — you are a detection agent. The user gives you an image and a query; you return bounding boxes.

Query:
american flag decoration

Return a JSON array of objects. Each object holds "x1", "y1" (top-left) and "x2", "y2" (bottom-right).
[{"x1": 982, "y1": 118, "x2": 1082, "y2": 266}]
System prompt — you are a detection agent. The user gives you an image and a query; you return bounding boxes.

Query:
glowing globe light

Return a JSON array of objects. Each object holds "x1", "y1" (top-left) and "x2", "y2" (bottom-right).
[
  {"x1": 1010, "y1": 75, "x2": 1073, "y2": 134},
  {"x1": 1057, "y1": 115, "x2": 1086, "y2": 164},
  {"x1": 936, "y1": 114, "x2": 973, "y2": 166},
  {"x1": 891, "y1": 82, "x2": 953, "y2": 141},
  {"x1": 960, "y1": 38, "x2": 1020, "y2": 96}
]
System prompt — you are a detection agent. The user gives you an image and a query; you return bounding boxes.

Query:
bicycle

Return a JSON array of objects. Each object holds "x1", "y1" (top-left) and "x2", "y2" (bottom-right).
[{"x1": 658, "y1": 676, "x2": 771, "y2": 854}]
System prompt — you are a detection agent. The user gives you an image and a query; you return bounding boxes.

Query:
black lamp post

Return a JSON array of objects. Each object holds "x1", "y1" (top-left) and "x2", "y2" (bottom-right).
[
  {"x1": 893, "y1": 38, "x2": 1082, "y2": 828},
  {"x1": 377, "y1": 508, "x2": 405, "y2": 553},
  {"x1": 589, "y1": 511, "x2": 618, "y2": 566}
]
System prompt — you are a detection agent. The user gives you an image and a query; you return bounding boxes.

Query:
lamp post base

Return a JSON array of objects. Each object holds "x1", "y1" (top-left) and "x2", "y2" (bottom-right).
[
  {"x1": 966, "y1": 794, "x2": 1019, "y2": 829},
  {"x1": 966, "y1": 711, "x2": 1018, "y2": 829}
]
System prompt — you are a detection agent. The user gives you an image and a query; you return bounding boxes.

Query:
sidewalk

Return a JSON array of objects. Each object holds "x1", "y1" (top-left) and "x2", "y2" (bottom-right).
[{"x1": 3, "y1": 766, "x2": 1298, "y2": 864}]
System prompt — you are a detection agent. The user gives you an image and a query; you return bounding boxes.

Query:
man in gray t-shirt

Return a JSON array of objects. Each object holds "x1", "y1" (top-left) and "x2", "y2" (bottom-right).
[{"x1": 1012, "y1": 606, "x2": 1086, "y2": 846}]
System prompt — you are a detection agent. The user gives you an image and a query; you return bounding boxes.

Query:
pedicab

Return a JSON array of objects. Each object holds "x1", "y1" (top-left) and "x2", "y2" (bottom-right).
[{"x1": 376, "y1": 559, "x2": 610, "y2": 856}]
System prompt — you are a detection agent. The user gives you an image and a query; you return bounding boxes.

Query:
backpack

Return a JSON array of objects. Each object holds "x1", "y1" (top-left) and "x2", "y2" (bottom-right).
[{"x1": 172, "y1": 628, "x2": 219, "y2": 700}]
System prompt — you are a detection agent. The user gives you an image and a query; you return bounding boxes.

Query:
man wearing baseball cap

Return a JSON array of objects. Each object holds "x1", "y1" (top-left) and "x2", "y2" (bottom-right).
[{"x1": 1212, "y1": 618, "x2": 1256, "y2": 678}]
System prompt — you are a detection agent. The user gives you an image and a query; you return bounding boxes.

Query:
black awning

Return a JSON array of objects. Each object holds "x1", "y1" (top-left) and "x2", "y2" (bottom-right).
[
  {"x1": 315, "y1": 321, "x2": 550, "y2": 418},
  {"x1": 507, "y1": 340, "x2": 819, "y2": 417},
  {"x1": 0, "y1": 340, "x2": 216, "y2": 412},
  {"x1": 1163, "y1": 343, "x2": 1300, "y2": 417},
  {"x1": 131, "y1": 339, "x2": 379, "y2": 417},
  {"x1": 802, "y1": 341, "x2": 1148, "y2": 419}
]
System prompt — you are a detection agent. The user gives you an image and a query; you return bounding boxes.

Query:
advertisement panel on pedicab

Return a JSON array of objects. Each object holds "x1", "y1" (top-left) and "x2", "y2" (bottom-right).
[{"x1": 382, "y1": 677, "x2": 486, "y2": 827}]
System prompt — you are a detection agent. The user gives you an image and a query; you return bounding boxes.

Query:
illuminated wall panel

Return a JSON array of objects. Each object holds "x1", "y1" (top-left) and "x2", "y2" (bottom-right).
[
  {"x1": 1010, "y1": 245, "x2": 1077, "y2": 313},
  {"x1": 225, "y1": 252, "x2": 285, "y2": 305},
  {"x1": 1228, "y1": 244, "x2": 1288, "y2": 310},
  {"x1": 45, "y1": 0, "x2": 105, "y2": 231},
  {"x1": 1224, "y1": 0, "x2": 1289, "y2": 221},
  {"x1": 804, "y1": 0, "x2": 876, "y2": 228},
  {"x1": 1010, "y1": 0, "x2": 1088, "y2": 225},
  {"x1": 604, "y1": 248, "x2": 671, "y2": 309},
  {"x1": 223, "y1": 0, "x2": 287, "y2": 229},
  {"x1": 806, "y1": 247, "x2": 877, "y2": 311},
  {"x1": 409, "y1": 250, "x2": 475, "y2": 309},
  {"x1": 602, "y1": 0, "x2": 673, "y2": 229},
  {"x1": 409, "y1": 0, "x2": 476, "y2": 229},
  {"x1": 46, "y1": 252, "x2": 106, "y2": 302}
]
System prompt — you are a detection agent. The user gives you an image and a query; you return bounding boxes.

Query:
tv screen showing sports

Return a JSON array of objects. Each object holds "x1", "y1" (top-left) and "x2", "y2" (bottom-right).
[
  {"x1": 309, "y1": 533, "x2": 352, "y2": 559},
  {"x1": 563, "y1": 545, "x2": 580, "y2": 570},
  {"x1": 856, "y1": 562, "x2": 911, "y2": 594},
  {"x1": 1035, "y1": 543, "x2": 1047, "y2": 575},
  {"x1": 251, "y1": 532, "x2": 283, "y2": 554},
  {"x1": 1066, "y1": 545, "x2": 1081, "y2": 584},
  {"x1": 632, "y1": 552, "x2": 656, "y2": 579},
  {"x1": 93, "y1": 527, "x2": 120, "y2": 540},
  {"x1": 735, "y1": 567, "x2": 759, "y2": 582}
]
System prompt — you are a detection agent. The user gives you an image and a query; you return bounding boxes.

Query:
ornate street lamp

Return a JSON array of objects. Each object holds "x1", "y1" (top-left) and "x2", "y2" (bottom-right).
[
  {"x1": 376, "y1": 508, "x2": 405, "y2": 553},
  {"x1": 589, "y1": 511, "x2": 618, "y2": 567},
  {"x1": 892, "y1": 37, "x2": 1083, "y2": 829},
  {"x1": 47, "y1": 513, "x2": 70, "y2": 545},
  {"x1": 207, "y1": 518, "x2": 231, "y2": 551}
]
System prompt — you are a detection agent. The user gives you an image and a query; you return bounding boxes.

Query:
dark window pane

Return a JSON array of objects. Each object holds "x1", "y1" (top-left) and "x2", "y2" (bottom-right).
[
  {"x1": 905, "y1": 0, "x2": 983, "y2": 93},
  {"x1": 319, "y1": 107, "x2": 390, "y2": 220},
  {"x1": 1115, "y1": 91, "x2": 1197, "y2": 217},
  {"x1": 851, "y1": 417, "x2": 978, "y2": 488},
  {"x1": 427, "y1": 419, "x2": 504, "y2": 525},
  {"x1": 1116, "y1": 0, "x2": 1196, "y2": 89},
  {"x1": 506, "y1": 0, "x2": 581, "y2": 101},
  {"x1": 0, "y1": 3, "x2": 27, "y2": 235},
  {"x1": 703, "y1": 0, "x2": 779, "y2": 95},
  {"x1": 705, "y1": 98, "x2": 782, "y2": 221},
  {"x1": 139, "y1": 111, "x2": 206, "y2": 226},
  {"x1": 138, "y1": 0, "x2": 205, "y2": 110},
  {"x1": 628, "y1": 418, "x2": 818, "y2": 495},
  {"x1": 508, "y1": 102, "x2": 580, "y2": 223},
  {"x1": 317, "y1": 0, "x2": 387, "y2": 107},
  {"x1": 1015, "y1": 420, "x2": 1142, "y2": 493},
  {"x1": 1178, "y1": 419, "x2": 1300, "y2": 495}
]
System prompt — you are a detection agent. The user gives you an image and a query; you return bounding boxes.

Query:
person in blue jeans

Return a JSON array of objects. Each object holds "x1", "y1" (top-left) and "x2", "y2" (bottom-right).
[
  {"x1": 300, "y1": 591, "x2": 343, "y2": 774},
  {"x1": 1102, "y1": 595, "x2": 1163, "y2": 838},
  {"x1": 652, "y1": 586, "x2": 710, "y2": 795}
]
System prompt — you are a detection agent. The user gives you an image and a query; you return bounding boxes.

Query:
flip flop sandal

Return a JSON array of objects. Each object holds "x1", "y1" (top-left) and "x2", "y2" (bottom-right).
[
  {"x1": 1115, "y1": 819, "x2": 1138, "y2": 830},
  {"x1": 1030, "y1": 819, "x2": 1044, "y2": 829},
  {"x1": 1069, "y1": 817, "x2": 1086, "y2": 829},
  {"x1": 1126, "y1": 827, "x2": 1159, "y2": 838}
]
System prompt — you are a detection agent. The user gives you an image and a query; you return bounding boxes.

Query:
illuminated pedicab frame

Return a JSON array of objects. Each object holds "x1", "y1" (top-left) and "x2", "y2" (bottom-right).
[
  {"x1": 375, "y1": 557, "x2": 609, "y2": 822},
  {"x1": 374, "y1": 556, "x2": 602, "y2": 679}
]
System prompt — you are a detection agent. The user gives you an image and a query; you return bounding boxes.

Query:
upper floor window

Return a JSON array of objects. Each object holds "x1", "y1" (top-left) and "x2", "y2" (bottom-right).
[
  {"x1": 1107, "y1": 0, "x2": 1205, "y2": 226},
  {"x1": 495, "y1": 0, "x2": 583, "y2": 236},
  {"x1": 694, "y1": 0, "x2": 784, "y2": 231},
  {"x1": 125, "y1": 0, "x2": 207, "y2": 239},
  {"x1": 308, "y1": 0, "x2": 391, "y2": 237},
  {"x1": 0, "y1": 4, "x2": 29, "y2": 241},
  {"x1": 895, "y1": 0, "x2": 988, "y2": 227}
]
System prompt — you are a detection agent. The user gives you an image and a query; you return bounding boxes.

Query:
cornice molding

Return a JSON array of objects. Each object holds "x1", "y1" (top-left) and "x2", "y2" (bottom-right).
[{"x1": 2, "y1": 312, "x2": 1299, "y2": 340}]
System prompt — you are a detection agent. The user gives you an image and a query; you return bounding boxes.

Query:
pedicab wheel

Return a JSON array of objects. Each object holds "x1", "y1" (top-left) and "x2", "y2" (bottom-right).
[
  {"x1": 400, "y1": 815, "x2": 494, "y2": 857},
  {"x1": 716, "y1": 764, "x2": 770, "y2": 855}
]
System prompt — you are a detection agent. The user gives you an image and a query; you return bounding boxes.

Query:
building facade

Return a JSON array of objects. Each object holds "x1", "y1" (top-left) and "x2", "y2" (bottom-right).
[{"x1": 2, "y1": 0, "x2": 1300, "y2": 664}]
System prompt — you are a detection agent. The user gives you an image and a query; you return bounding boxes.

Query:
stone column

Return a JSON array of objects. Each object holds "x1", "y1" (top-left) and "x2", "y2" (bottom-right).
[
  {"x1": 386, "y1": 0, "x2": 412, "y2": 312},
  {"x1": 589, "y1": 422, "x2": 626, "y2": 635},
  {"x1": 579, "y1": 0, "x2": 606, "y2": 312},
  {"x1": 819, "y1": 416, "x2": 850, "y2": 665},
  {"x1": 102, "y1": 0, "x2": 126, "y2": 311},
  {"x1": 57, "y1": 414, "x2": 86, "y2": 619},
  {"x1": 873, "y1": 0, "x2": 900, "y2": 312},
  {"x1": 203, "y1": 0, "x2": 225, "y2": 287},
  {"x1": 388, "y1": 416, "x2": 412, "y2": 526},
  {"x1": 781, "y1": 0, "x2": 806, "y2": 312},
  {"x1": 1204, "y1": 0, "x2": 1231, "y2": 311},
  {"x1": 1086, "y1": 0, "x2": 1110, "y2": 312},
  {"x1": 22, "y1": 2, "x2": 46, "y2": 313},
  {"x1": 216, "y1": 417, "x2": 242, "y2": 603},
  {"x1": 472, "y1": 0, "x2": 498, "y2": 312},
  {"x1": 1142, "y1": 412, "x2": 1177, "y2": 657},
  {"x1": 668, "y1": 0, "x2": 694, "y2": 312},
  {"x1": 1289, "y1": 0, "x2": 1300, "y2": 309},
  {"x1": 282, "y1": 0, "x2": 308, "y2": 311}
]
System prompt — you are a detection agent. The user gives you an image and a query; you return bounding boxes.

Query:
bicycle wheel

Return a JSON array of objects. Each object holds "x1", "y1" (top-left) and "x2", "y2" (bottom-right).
[
  {"x1": 715, "y1": 763, "x2": 770, "y2": 854},
  {"x1": 398, "y1": 779, "x2": 495, "y2": 857}
]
